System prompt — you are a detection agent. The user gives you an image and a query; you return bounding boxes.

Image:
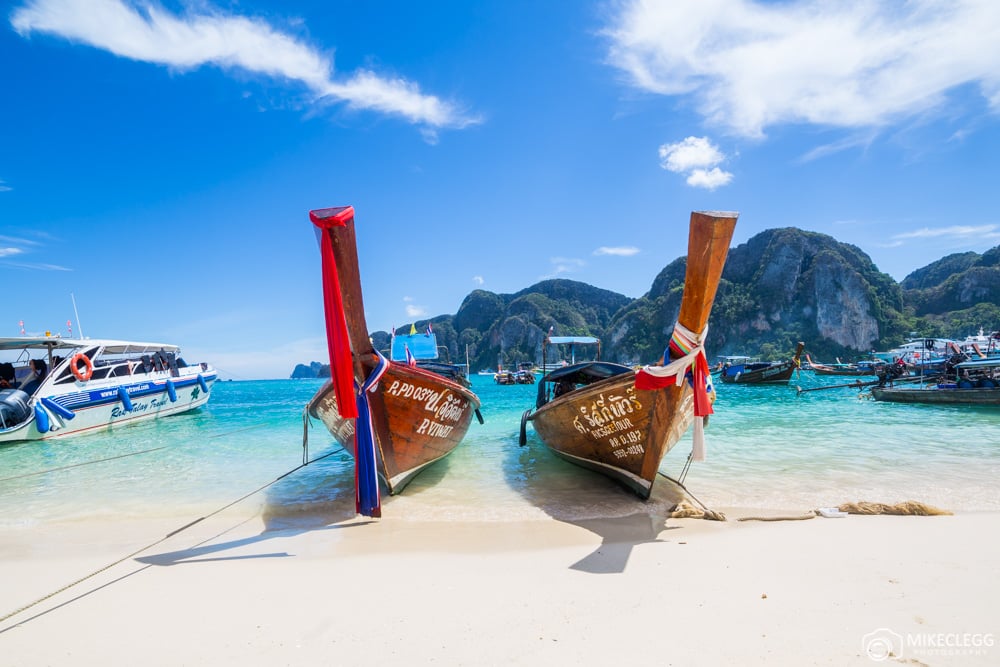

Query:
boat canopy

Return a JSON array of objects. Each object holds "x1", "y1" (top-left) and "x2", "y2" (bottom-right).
[
  {"x1": 546, "y1": 336, "x2": 599, "y2": 345},
  {"x1": 0, "y1": 337, "x2": 181, "y2": 354},
  {"x1": 955, "y1": 358, "x2": 1000, "y2": 371},
  {"x1": 390, "y1": 333, "x2": 440, "y2": 362},
  {"x1": 536, "y1": 361, "x2": 632, "y2": 409}
]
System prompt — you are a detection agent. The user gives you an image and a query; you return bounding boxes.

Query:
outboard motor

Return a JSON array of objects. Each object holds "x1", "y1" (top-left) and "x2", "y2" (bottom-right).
[{"x1": 0, "y1": 389, "x2": 31, "y2": 430}]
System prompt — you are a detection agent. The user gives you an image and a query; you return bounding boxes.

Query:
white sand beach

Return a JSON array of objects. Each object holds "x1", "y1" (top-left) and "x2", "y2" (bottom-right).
[{"x1": 2, "y1": 507, "x2": 997, "y2": 666}]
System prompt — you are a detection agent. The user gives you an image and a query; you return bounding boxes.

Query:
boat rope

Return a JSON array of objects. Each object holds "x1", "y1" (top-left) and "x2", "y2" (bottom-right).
[
  {"x1": 0, "y1": 448, "x2": 341, "y2": 627},
  {"x1": 0, "y1": 447, "x2": 167, "y2": 483},
  {"x1": 0, "y1": 423, "x2": 271, "y2": 484},
  {"x1": 657, "y1": 470, "x2": 726, "y2": 521}
]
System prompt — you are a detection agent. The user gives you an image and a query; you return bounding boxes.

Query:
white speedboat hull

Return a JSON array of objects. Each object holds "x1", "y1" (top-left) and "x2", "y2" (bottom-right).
[{"x1": 0, "y1": 337, "x2": 216, "y2": 443}]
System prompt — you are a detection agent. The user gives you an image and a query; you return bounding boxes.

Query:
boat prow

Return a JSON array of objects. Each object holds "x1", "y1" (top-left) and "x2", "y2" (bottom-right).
[
  {"x1": 306, "y1": 205, "x2": 482, "y2": 515},
  {"x1": 521, "y1": 211, "x2": 737, "y2": 498}
]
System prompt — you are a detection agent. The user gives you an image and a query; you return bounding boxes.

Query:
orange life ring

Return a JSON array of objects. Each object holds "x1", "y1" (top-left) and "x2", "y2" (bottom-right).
[{"x1": 70, "y1": 353, "x2": 93, "y2": 382}]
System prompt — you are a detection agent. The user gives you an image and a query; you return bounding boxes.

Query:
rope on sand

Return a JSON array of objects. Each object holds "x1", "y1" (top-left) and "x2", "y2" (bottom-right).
[
  {"x1": 0, "y1": 448, "x2": 341, "y2": 628},
  {"x1": 669, "y1": 501, "x2": 727, "y2": 522},
  {"x1": 665, "y1": 496, "x2": 954, "y2": 523},
  {"x1": 656, "y1": 471, "x2": 728, "y2": 521},
  {"x1": 838, "y1": 500, "x2": 953, "y2": 516},
  {"x1": 737, "y1": 500, "x2": 953, "y2": 522}
]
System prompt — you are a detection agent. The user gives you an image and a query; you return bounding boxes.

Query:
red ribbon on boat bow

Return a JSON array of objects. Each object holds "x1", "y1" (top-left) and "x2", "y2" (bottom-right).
[{"x1": 310, "y1": 206, "x2": 358, "y2": 420}]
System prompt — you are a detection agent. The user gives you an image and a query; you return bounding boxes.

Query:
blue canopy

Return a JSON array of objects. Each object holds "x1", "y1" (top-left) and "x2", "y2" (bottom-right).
[
  {"x1": 390, "y1": 333, "x2": 439, "y2": 362},
  {"x1": 547, "y1": 336, "x2": 599, "y2": 345}
]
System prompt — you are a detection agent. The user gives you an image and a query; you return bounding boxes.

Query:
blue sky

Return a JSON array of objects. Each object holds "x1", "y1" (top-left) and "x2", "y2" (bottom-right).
[{"x1": 4, "y1": 0, "x2": 1000, "y2": 379}]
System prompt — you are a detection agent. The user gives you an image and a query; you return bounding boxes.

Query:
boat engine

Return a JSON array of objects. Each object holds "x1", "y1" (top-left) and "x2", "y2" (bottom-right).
[{"x1": 0, "y1": 389, "x2": 31, "y2": 430}]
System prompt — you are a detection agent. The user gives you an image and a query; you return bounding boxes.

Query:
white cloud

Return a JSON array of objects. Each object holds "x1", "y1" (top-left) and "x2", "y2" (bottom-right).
[
  {"x1": 11, "y1": 0, "x2": 479, "y2": 130},
  {"x1": 472, "y1": 275, "x2": 484, "y2": 285},
  {"x1": 0, "y1": 248, "x2": 24, "y2": 257},
  {"x1": 686, "y1": 167, "x2": 732, "y2": 190},
  {"x1": 658, "y1": 136, "x2": 733, "y2": 189},
  {"x1": 1, "y1": 261, "x2": 72, "y2": 271},
  {"x1": 658, "y1": 136, "x2": 724, "y2": 173},
  {"x1": 0, "y1": 179, "x2": 11, "y2": 192},
  {"x1": 405, "y1": 304, "x2": 428, "y2": 318},
  {"x1": 893, "y1": 225, "x2": 1000, "y2": 240},
  {"x1": 548, "y1": 257, "x2": 585, "y2": 276},
  {"x1": 594, "y1": 246, "x2": 640, "y2": 256},
  {"x1": 605, "y1": 0, "x2": 1000, "y2": 138}
]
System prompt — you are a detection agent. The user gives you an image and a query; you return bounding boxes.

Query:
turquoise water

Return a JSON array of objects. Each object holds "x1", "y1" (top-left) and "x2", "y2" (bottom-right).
[{"x1": 2, "y1": 372, "x2": 998, "y2": 530}]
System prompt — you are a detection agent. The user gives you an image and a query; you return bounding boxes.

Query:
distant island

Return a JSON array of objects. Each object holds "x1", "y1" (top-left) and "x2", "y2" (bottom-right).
[
  {"x1": 290, "y1": 226, "x2": 1000, "y2": 377},
  {"x1": 291, "y1": 361, "x2": 330, "y2": 379}
]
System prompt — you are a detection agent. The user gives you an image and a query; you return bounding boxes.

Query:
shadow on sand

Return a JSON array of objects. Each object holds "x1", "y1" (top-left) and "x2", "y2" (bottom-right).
[{"x1": 505, "y1": 432, "x2": 689, "y2": 574}]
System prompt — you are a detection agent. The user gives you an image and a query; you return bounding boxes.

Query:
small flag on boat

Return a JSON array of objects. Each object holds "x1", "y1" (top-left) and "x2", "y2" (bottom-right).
[
  {"x1": 19, "y1": 320, "x2": 25, "y2": 335},
  {"x1": 67, "y1": 320, "x2": 72, "y2": 336},
  {"x1": 426, "y1": 322, "x2": 433, "y2": 336},
  {"x1": 409, "y1": 323, "x2": 417, "y2": 335},
  {"x1": 405, "y1": 344, "x2": 417, "y2": 367}
]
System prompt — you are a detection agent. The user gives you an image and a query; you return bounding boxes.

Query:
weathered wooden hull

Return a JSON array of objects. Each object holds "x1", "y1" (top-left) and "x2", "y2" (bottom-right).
[
  {"x1": 529, "y1": 371, "x2": 694, "y2": 499},
  {"x1": 870, "y1": 386, "x2": 1000, "y2": 406},
  {"x1": 308, "y1": 362, "x2": 481, "y2": 493},
  {"x1": 524, "y1": 210, "x2": 737, "y2": 499}
]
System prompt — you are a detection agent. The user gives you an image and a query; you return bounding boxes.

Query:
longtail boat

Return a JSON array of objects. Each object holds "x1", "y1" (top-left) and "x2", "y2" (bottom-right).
[
  {"x1": 805, "y1": 354, "x2": 885, "y2": 377},
  {"x1": 718, "y1": 342, "x2": 804, "y2": 384},
  {"x1": 870, "y1": 356, "x2": 1000, "y2": 405},
  {"x1": 519, "y1": 210, "x2": 737, "y2": 499},
  {"x1": 305, "y1": 206, "x2": 482, "y2": 517}
]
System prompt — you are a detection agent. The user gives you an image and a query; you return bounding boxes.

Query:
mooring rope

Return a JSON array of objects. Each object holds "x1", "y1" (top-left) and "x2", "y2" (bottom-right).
[
  {"x1": 0, "y1": 448, "x2": 341, "y2": 627},
  {"x1": 0, "y1": 447, "x2": 167, "y2": 483},
  {"x1": 0, "y1": 423, "x2": 271, "y2": 484},
  {"x1": 657, "y1": 471, "x2": 727, "y2": 521}
]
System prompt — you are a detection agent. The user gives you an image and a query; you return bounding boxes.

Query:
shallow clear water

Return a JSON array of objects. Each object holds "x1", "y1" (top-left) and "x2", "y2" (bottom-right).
[{"x1": 2, "y1": 372, "x2": 998, "y2": 530}]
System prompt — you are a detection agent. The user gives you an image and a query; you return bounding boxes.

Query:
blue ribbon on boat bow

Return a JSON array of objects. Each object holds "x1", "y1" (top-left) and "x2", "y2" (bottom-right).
[{"x1": 355, "y1": 351, "x2": 389, "y2": 518}]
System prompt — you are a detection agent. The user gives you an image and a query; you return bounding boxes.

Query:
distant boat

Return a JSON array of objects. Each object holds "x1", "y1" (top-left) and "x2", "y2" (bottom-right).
[
  {"x1": 518, "y1": 210, "x2": 737, "y2": 499},
  {"x1": 870, "y1": 356, "x2": 1000, "y2": 405},
  {"x1": 805, "y1": 354, "x2": 885, "y2": 377},
  {"x1": 718, "y1": 342, "x2": 804, "y2": 384},
  {"x1": 305, "y1": 206, "x2": 482, "y2": 517},
  {"x1": 0, "y1": 337, "x2": 215, "y2": 442}
]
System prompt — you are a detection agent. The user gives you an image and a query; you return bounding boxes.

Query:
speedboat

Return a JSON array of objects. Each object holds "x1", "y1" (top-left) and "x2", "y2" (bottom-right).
[{"x1": 0, "y1": 336, "x2": 216, "y2": 442}]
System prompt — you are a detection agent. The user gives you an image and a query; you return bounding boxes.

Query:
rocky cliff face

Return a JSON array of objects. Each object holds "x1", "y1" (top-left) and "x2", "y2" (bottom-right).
[
  {"x1": 902, "y1": 249, "x2": 1000, "y2": 316},
  {"x1": 605, "y1": 228, "x2": 908, "y2": 363}
]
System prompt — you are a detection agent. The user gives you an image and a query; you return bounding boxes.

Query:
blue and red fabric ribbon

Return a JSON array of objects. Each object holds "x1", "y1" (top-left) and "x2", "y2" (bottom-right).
[{"x1": 310, "y1": 205, "x2": 384, "y2": 516}]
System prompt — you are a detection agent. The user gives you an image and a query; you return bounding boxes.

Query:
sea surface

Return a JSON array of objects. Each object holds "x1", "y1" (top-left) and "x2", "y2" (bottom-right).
[{"x1": 2, "y1": 372, "x2": 999, "y2": 531}]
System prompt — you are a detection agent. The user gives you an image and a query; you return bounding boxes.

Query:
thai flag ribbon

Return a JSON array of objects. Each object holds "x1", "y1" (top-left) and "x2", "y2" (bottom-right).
[
  {"x1": 354, "y1": 350, "x2": 389, "y2": 517},
  {"x1": 405, "y1": 344, "x2": 417, "y2": 367},
  {"x1": 634, "y1": 323, "x2": 713, "y2": 461},
  {"x1": 310, "y1": 207, "x2": 358, "y2": 420}
]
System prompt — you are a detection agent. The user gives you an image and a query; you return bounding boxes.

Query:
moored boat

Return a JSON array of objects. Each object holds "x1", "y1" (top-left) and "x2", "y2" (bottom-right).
[
  {"x1": 0, "y1": 336, "x2": 215, "y2": 442},
  {"x1": 805, "y1": 354, "x2": 886, "y2": 377},
  {"x1": 718, "y1": 342, "x2": 804, "y2": 384},
  {"x1": 518, "y1": 210, "x2": 737, "y2": 499},
  {"x1": 870, "y1": 356, "x2": 1000, "y2": 405},
  {"x1": 305, "y1": 206, "x2": 482, "y2": 516}
]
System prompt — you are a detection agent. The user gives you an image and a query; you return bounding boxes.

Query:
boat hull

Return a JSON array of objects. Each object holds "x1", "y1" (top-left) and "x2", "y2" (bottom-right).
[
  {"x1": 308, "y1": 362, "x2": 481, "y2": 493},
  {"x1": 529, "y1": 367, "x2": 694, "y2": 500},
  {"x1": 870, "y1": 386, "x2": 1000, "y2": 406},
  {"x1": 0, "y1": 371, "x2": 216, "y2": 443}
]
